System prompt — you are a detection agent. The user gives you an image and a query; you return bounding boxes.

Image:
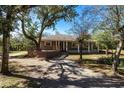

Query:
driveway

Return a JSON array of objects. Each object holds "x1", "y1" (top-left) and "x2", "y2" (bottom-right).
[{"x1": 2, "y1": 58, "x2": 123, "y2": 88}]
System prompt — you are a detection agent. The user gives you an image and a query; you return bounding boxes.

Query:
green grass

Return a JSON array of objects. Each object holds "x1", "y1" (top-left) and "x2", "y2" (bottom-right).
[
  {"x1": 66, "y1": 50, "x2": 124, "y2": 60},
  {"x1": 66, "y1": 50, "x2": 124, "y2": 67},
  {"x1": 0, "y1": 46, "x2": 2, "y2": 52},
  {"x1": 66, "y1": 54, "x2": 111, "y2": 61},
  {"x1": 0, "y1": 61, "x2": 27, "y2": 88},
  {"x1": 0, "y1": 74, "x2": 27, "y2": 88},
  {"x1": 9, "y1": 51, "x2": 28, "y2": 57}
]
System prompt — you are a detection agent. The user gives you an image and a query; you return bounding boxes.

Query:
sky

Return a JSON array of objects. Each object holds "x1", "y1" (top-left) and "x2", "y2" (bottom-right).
[{"x1": 43, "y1": 5, "x2": 84, "y2": 35}]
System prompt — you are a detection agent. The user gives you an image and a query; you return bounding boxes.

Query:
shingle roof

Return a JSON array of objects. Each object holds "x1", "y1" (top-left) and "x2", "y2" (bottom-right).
[
  {"x1": 42, "y1": 34, "x2": 77, "y2": 41},
  {"x1": 41, "y1": 34, "x2": 96, "y2": 42}
]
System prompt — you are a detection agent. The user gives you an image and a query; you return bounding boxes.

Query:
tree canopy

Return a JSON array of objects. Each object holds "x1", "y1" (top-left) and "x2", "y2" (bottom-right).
[{"x1": 18, "y1": 5, "x2": 77, "y2": 49}]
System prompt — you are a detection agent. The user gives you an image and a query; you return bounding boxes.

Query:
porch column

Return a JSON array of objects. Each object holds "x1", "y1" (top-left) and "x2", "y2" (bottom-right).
[
  {"x1": 50, "y1": 41, "x2": 52, "y2": 46},
  {"x1": 56, "y1": 41, "x2": 58, "y2": 50},
  {"x1": 58, "y1": 41, "x2": 60, "y2": 51},
  {"x1": 77, "y1": 44, "x2": 80, "y2": 53},
  {"x1": 66, "y1": 41, "x2": 68, "y2": 51},
  {"x1": 88, "y1": 41, "x2": 90, "y2": 53},
  {"x1": 63, "y1": 41, "x2": 65, "y2": 51}
]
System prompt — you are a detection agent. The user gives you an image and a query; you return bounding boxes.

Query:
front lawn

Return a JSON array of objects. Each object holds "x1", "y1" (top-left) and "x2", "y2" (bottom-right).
[
  {"x1": 66, "y1": 54, "x2": 111, "y2": 61},
  {"x1": 0, "y1": 74, "x2": 27, "y2": 88},
  {"x1": 9, "y1": 51, "x2": 28, "y2": 57},
  {"x1": 66, "y1": 50, "x2": 124, "y2": 67}
]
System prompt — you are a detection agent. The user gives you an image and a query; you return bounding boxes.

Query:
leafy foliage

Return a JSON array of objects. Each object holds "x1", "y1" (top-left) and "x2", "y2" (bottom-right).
[
  {"x1": 92, "y1": 31, "x2": 117, "y2": 49},
  {"x1": 10, "y1": 34, "x2": 35, "y2": 51}
]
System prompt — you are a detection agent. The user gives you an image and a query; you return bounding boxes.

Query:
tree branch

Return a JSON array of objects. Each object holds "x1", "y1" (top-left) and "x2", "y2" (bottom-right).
[{"x1": 21, "y1": 18, "x2": 39, "y2": 48}]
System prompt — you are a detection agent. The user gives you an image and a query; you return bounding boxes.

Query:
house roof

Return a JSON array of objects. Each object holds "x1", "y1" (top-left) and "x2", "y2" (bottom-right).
[
  {"x1": 42, "y1": 34, "x2": 77, "y2": 41},
  {"x1": 42, "y1": 34, "x2": 96, "y2": 42}
]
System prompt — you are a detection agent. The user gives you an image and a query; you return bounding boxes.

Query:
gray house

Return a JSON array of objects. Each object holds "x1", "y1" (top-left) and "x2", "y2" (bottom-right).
[{"x1": 40, "y1": 34, "x2": 100, "y2": 53}]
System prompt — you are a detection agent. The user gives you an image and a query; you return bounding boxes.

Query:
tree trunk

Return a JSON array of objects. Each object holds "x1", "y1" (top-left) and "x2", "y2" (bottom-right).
[
  {"x1": 1, "y1": 8, "x2": 13, "y2": 75},
  {"x1": 112, "y1": 39, "x2": 123, "y2": 73},
  {"x1": 1, "y1": 22, "x2": 10, "y2": 75},
  {"x1": 79, "y1": 42, "x2": 83, "y2": 61},
  {"x1": 21, "y1": 19, "x2": 39, "y2": 49},
  {"x1": 38, "y1": 30, "x2": 43, "y2": 49},
  {"x1": 38, "y1": 25, "x2": 45, "y2": 49},
  {"x1": 38, "y1": 17, "x2": 46, "y2": 49}
]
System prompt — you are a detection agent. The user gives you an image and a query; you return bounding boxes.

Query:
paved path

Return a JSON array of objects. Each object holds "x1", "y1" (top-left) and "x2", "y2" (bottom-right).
[{"x1": 6, "y1": 58, "x2": 124, "y2": 88}]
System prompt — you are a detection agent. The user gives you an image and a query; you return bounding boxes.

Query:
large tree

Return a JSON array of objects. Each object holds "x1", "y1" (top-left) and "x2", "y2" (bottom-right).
[
  {"x1": 96, "y1": 6, "x2": 124, "y2": 73},
  {"x1": 70, "y1": 6, "x2": 99, "y2": 61},
  {"x1": 1, "y1": 6, "x2": 17, "y2": 74},
  {"x1": 72, "y1": 22, "x2": 91, "y2": 61},
  {"x1": 19, "y1": 6, "x2": 77, "y2": 49},
  {"x1": 0, "y1": 5, "x2": 31, "y2": 75}
]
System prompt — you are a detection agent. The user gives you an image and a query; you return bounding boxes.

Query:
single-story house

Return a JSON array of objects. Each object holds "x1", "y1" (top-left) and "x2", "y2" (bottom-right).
[{"x1": 41, "y1": 34, "x2": 100, "y2": 53}]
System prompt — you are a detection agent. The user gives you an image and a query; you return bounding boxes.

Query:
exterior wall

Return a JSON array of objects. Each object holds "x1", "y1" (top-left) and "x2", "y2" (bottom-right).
[
  {"x1": 41, "y1": 41, "x2": 53, "y2": 50},
  {"x1": 41, "y1": 41, "x2": 71, "y2": 51}
]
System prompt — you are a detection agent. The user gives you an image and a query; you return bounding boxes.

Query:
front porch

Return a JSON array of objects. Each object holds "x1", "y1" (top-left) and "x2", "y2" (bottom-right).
[{"x1": 41, "y1": 40, "x2": 100, "y2": 53}]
